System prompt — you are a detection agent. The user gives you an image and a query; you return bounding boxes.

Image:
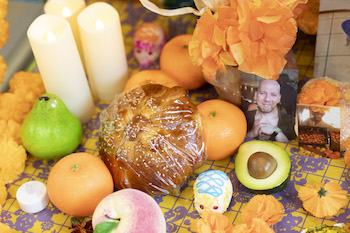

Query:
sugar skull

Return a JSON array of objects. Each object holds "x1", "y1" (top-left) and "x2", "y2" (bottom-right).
[
  {"x1": 193, "y1": 170, "x2": 233, "y2": 215},
  {"x1": 133, "y1": 22, "x2": 167, "y2": 67}
]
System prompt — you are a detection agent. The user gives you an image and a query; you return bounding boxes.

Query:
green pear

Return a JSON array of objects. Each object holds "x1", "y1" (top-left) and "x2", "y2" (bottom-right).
[{"x1": 21, "y1": 93, "x2": 83, "y2": 160}]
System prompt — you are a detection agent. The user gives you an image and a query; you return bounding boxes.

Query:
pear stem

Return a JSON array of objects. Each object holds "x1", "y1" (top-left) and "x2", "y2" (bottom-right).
[
  {"x1": 105, "y1": 214, "x2": 121, "y2": 221},
  {"x1": 39, "y1": 96, "x2": 49, "y2": 101}
]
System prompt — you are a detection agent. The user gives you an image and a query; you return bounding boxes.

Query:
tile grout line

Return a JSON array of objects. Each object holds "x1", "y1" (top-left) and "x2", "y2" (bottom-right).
[{"x1": 323, "y1": 12, "x2": 334, "y2": 76}]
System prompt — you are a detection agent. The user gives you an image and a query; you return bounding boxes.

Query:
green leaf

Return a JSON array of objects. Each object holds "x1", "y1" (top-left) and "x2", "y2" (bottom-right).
[
  {"x1": 70, "y1": 217, "x2": 81, "y2": 226},
  {"x1": 72, "y1": 164, "x2": 80, "y2": 171},
  {"x1": 95, "y1": 221, "x2": 119, "y2": 233},
  {"x1": 318, "y1": 187, "x2": 327, "y2": 198}
]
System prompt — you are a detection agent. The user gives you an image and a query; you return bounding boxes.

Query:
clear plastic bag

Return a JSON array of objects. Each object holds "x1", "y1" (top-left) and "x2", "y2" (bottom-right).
[{"x1": 99, "y1": 84, "x2": 206, "y2": 195}]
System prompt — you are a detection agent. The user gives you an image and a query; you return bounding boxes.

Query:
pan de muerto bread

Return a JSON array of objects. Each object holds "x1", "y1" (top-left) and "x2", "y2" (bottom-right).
[{"x1": 99, "y1": 84, "x2": 206, "y2": 195}]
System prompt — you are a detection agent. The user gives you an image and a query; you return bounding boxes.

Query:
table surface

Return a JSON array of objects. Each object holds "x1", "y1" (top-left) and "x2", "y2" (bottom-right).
[{"x1": 3, "y1": 1, "x2": 347, "y2": 233}]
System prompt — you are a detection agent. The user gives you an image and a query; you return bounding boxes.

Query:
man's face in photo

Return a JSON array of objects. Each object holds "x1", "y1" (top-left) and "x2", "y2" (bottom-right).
[
  {"x1": 312, "y1": 111, "x2": 325, "y2": 122},
  {"x1": 255, "y1": 80, "x2": 281, "y2": 113}
]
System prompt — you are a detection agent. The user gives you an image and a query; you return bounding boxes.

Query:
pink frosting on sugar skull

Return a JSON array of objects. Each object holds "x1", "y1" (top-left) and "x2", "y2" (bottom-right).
[{"x1": 134, "y1": 22, "x2": 167, "y2": 67}]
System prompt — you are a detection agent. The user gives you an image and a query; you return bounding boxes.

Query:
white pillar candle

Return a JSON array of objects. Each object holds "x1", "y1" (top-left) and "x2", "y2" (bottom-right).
[
  {"x1": 44, "y1": 0, "x2": 86, "y2": 67},
  {"x1": 27, "y1": 14, "x2": 95, "y2": 124},
  {"x1": 78, "y1": 2, "x2": 129, "y2": 101}
]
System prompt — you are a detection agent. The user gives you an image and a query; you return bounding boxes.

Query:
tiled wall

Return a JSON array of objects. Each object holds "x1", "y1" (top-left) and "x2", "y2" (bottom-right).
[{"x1": 314, "y1": 11, "x2": 350, "y2": 82}]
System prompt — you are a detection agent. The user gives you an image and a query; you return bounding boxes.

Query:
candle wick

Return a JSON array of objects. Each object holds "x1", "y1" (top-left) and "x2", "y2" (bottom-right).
[
  {"x1": 47, "y1": 32, "x2": 56, "y2": 42},
  {"x1": 62, "y1": 7, "x2": 72, "y2": 17},
  {"x1": 95, "y1": 19, "x2": 104, "y2": 30}
]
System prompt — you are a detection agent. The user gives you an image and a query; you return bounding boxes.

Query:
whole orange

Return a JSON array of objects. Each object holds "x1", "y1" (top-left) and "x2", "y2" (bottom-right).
[
  {"x1": 47, "y1": 152, "x2": 114, "y2": 217},
  {"x1": 197, "y1": 99, "x2": 247, "y2": 160},
  {"x1": 123, "y1": 69, "x2": 180, "y2": 92},
  {"x1": 160, "y1": 34, "x2": 206, "y2": 90}
]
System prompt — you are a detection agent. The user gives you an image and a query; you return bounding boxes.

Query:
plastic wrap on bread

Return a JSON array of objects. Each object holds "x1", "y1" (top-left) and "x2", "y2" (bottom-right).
[{"x1": 99, "y1": 84, "x2": 206, "y2": 195}]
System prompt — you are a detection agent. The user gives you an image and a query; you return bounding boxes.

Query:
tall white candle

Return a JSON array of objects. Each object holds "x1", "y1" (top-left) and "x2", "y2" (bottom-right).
[
  {"x1": 78, "y1": 2, "x2": 129, "y2": 101},
  {"x1": 27, "y1": 14, "x2": 95, "y2": 124},
  {"x1": 44, "y1": 0, "x2": 86, "y2": 67}
]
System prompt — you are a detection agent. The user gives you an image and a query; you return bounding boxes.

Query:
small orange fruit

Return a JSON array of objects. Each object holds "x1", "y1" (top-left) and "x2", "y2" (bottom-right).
[
  {"x1": 47, "y1": 152, "x2": 114, "y2": 217},
  {"x1": 160, "y1": 34, "x2": 206, "y2": 90},
  {"x1": 197, "y1": 99, "x2": 247, "y2": 160},
  {"x1": 123, "y1": 69, "x2": 180, "y2": 92}
]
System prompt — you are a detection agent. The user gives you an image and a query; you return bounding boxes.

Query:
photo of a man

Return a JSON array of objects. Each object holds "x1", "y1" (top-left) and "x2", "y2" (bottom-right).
[
  {"x1": 297, "y1": 104, "x2": 341, "y2": 157},
  {"x1": 300, "y1": 106, "x2": 335, "y2": 131},
  {"x1": 245, "y1": 79, "x2": 296, "y2": 142}
]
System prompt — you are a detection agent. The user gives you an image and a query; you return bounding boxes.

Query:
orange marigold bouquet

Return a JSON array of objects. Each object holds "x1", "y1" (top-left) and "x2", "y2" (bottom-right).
[
  {"x1": 188, "y1": 0, "x2": 307, "y2": 81},
  {"x1": 140, "y1": 0, "x2": 307, "y2": 80}
]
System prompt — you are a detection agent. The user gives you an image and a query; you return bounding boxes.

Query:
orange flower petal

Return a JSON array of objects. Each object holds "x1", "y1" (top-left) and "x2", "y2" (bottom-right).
[
  {"x1": 241, "y1": 195, "x2": 284, "y2": 227},
  {"x1": 229, "y1": 42, "x2": 246, "y2": 65},
  {"x1": 189, "y1": 0, "x2": 298, "y2": 80},
  {"x1": 257, "y1": 15, "x2": 282, "y2": 23},
  {"x1": 249, "y1": 19, "x2": 264, "y2": 41},
  {"x1": 298, "y1": 181, "x2": 348, "y2": 218},
  {"x1": 201, "y1": 41, "x2": 221, "y2": 59},
  {"x1": 277, "y1": 0, "x2": 308, "y2": 11},
  {"x1": 213, "y1": 25, "x2": 226, "y2": 49},
  {"x1": 299, "y1": 80, "x2": 340, "y2": 106},
  {"x1": 220, "y1": 51, "x2": 237, "y2": 66},
  {"x1": 249, "y1": 218, "x2": 276, "y2": 233},
  {"x1": 190, "y1": 211, "x2": 234, "y2": 233},
  {"x1": 232, "y1": 223, "x2": 250, "y2": 232}
]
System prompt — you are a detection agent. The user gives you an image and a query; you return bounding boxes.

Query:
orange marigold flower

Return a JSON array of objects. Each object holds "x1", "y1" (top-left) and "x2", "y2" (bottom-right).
[
  {"x1": 298, "y1": 180, "x2": 348, "y2": 218},
  {"x1": 241, "y1": 194, "x2": 285, "y2": 227},
  {"x1": 299, "y1": 80, "x2": 340, "y2": 106},
  {"x1": 190, "y1": 211, "x2": 234, "y2": 233},
  {"x1": 232, "y1": 218, "x2": 275, "y2": 233},
  {"x1": 189, "y1": 9, "x2": 235, "y2": 81},
  {"x1": 189, "y1": 0, "x2": 303, "y2": 80}
]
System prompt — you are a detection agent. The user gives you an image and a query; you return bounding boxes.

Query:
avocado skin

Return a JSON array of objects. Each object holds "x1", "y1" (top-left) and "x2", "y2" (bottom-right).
[
  {"x1": 234, "y1": 140, "x2": 291, "y2": 194},
  {"x1": 245, "y1": 168, "x2": 291, "y2": 194}
]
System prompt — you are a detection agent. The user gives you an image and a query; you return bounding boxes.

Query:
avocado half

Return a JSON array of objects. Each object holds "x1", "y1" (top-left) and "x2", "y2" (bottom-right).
[{"x1": 235, "y1": 140, "x2": 291, "y2": 194}]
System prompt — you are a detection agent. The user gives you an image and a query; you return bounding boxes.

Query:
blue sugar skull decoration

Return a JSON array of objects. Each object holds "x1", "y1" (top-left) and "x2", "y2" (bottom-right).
[{"x1": 193, "y1": 170, "x2": 233, "y2": 215}]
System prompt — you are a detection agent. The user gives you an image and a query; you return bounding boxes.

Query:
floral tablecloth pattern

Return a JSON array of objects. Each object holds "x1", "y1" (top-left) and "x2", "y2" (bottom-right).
[{"x1": 3, "y1": 1, "x2": 346, "y2": 233}]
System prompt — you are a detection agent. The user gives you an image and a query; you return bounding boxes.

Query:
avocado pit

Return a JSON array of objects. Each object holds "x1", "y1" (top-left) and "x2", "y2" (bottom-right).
[{"x1": 248, "y1": 152, "x2": 277, "y2": 179}]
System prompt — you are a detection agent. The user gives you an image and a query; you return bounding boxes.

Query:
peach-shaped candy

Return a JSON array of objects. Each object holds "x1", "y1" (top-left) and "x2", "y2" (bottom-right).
[{"x1": 92, "y1": 188, "x2": 166, "y2": 233}]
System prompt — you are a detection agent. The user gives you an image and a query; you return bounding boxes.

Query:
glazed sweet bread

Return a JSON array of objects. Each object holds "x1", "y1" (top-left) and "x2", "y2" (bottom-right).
[{"x1": 99, "y1": 84, "x2": 206, "y2": 195}]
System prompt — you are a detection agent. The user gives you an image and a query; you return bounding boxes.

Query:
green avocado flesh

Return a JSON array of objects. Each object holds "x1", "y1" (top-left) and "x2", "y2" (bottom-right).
[{"x1": 234, "y1": 140, "x2": 291, "y2": 194}]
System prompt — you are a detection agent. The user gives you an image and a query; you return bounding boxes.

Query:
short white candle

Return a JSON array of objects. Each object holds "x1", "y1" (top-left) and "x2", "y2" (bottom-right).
[
  {"x1": 78, "y1": 2, "x2": 129, "y2": 100},
  {"x1": 27, "y1": 14, "x2": 95, "y2": 124},
  {"x1": 44, "y1": 0, "x2": 86, "y2": 66}
]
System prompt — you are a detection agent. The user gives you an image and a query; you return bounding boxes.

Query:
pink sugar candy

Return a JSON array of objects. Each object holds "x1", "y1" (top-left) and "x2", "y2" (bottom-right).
[{"x1": 134, "y1": 22, "x2": 167, "y2": 67}]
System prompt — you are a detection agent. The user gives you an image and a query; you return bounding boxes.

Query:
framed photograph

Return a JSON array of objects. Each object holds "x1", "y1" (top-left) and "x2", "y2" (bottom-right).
[
  {"x1": 241, "y1": 68, "x2": 298, "y2": 143},
  {"x1": 297, "y1": 104, "x2": 341, "y2": 158}
]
